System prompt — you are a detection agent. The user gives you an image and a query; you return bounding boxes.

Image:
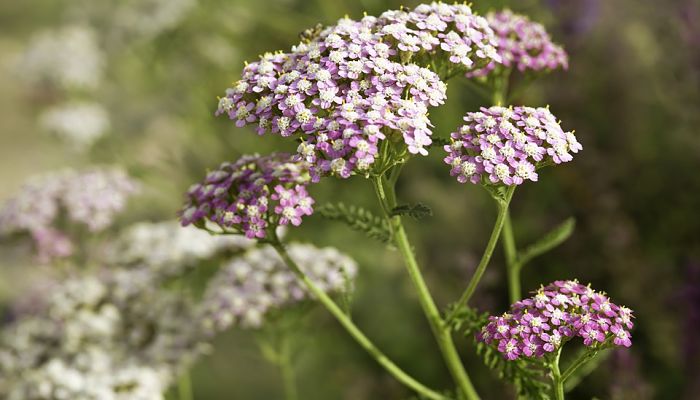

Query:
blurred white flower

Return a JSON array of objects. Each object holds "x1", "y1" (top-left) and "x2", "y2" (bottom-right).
[
  {"x1": 19, "y1": 25, "x2": 104, "y2": 91},
  {"x1": 115, "y1": 0, "x2": 197, "y2": 40},
  {"x1": 105, "y1": 220, "x2": 257, "y2": 278},
  {"x1": 39, "y1": 102, "x2": 110, "y2": 150},
  {"x1": 0, "y1": 270, "x2": 203, "y2": 399}
]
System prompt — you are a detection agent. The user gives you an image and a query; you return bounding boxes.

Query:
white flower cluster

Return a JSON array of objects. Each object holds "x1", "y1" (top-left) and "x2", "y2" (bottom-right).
[
  {"x1": 114, "y1": 0, "x2": 197, "y2": 40},
  {"x1": 105, "y1": 220, "x2": 258, "y2": 277},
  {"x1": 199, "y1": 243, "x2": 358, "y2": 331},
  {"x1": 2, "y1": 350, "x2": 169, "y2": 400},
  {"x1": 0, "y1": 270, "x2": 204, "y2": 400},
  {"x1": 39, "y1": 102, "x2": 110, "y2": 150},
  {"x1": 19, "y1": 25, "x2": 104, "y2": 91}
]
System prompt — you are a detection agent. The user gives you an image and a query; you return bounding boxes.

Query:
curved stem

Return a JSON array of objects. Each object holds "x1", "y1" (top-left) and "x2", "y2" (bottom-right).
[
  {"x1": 374, "y1": 176, "x2": 480, "y2": 400},
  {"x1": 502, "y1": 212, "x2": 521, "y2": 303},
  {"x1": 269, "y1": 238, "x2": 448, "y2": 400},
  {"x1": 452, "y1": 186, "x2": 516, "y2": 311},
  {"x1": 550, "y1": 348, "x2": 565, "y2": 400}
]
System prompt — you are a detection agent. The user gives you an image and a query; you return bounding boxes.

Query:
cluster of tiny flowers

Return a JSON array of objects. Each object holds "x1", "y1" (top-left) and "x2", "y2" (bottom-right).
[
  {"x1": 105, "y1": 220, "x2": 259, "y2": 278},
  {"x1": 199, "y1": 243, "x2": 357, "y2": 331},
  {"x1": 19, "y1": 25, "x2": 104, "y2": 91},
  {"x1": 468, "y1": 9, "x2": 568, "y2": 77},
  {"x1": 444, "y1": 106, "x2": 581, "y2": 185},
  {"x1": 216, "y1": 2, "x2": 501, "y2": 180},
  {"x1": 0, "y1": 168, "x2": 139, "y2": 262},
  {"x1": 39, "y1": 102, "x2": 110, "y2": 150},
  {"x1": 477, "y1": 280, "x2": 634, "y2": 361},
  {"x1": 180, "y1": 153, "x2": 314, "y2": 239},
  {"x1": 0, "y1": 351, "x2": 169, "y2": 400},
  {"x1": 0, "y1": 269, "x2": 205, "y2": 399}
]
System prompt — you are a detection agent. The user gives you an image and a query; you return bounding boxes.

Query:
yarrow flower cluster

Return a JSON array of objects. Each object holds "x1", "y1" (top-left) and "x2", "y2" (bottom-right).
[
  {"x1": 0, "y1": 168, "x2": 139, "y2": 262},
  {"x1": 19, "y1": 25, "x2": 104, "y2": 91},
  {"x1": 180, "y1": 153, "x2": 314, "y2": 239},
  {"x1": 216, "y1": 2, "x2": 501, "y2": 180},
  {"x1": 468, "y1": 9, "x2": 568, "y2": 77},
  {"x1": 39, "y1": 102, "x2": 110, "y2": 150},
  {"x1": 477, "y1": 280, "x2": 634, "y2": 361},
  {"x1": 105, "y1": 220, "x2": 259, "y2": 278},
  {"x1": 444, "y1": 106, "x2": 581, "y2": 185},
  {"x1": 0, "y1": 269, "x2": 205, "y2": 399},
  {"x1": 199, "y1": 243, "x2": 358, "y2": 331}
]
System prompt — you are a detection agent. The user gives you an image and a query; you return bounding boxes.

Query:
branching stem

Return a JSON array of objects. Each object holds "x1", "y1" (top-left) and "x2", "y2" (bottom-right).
[
  {"x1": 373, "y1": 175, "x2": 480, "y2": 400},
  {"x1": 451, "y1": 186, "x2": 516, "y2": 313}
]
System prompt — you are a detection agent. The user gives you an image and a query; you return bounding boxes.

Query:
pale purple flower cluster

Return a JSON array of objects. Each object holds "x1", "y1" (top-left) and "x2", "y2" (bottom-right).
[
  {"x1": 444, "y1": 106, "x2": 581, "y2": 185},
  {"x1": 468, "y1": 9, "x2": 568, "y2": 77},
  {"x1": 216, "y1": 3, "x2": 501, "y2": 180},
  {"x1": 477, "y1": 280, "x2": 634, "y2": 361},
  {"x1": 180, "y1": 153, "x2": 314, "y2": 239},
  {"x1": 199, "y1": 243, "x2": 358, "y2": 330},
  {"x1": 0, "y1": 168, "x2": 139, "y2": 262}
]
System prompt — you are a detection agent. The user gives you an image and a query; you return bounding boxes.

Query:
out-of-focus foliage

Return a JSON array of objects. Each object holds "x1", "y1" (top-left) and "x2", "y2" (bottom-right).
[{"x1": 0, "y1": 0, "x2": 698, "y2": 398}]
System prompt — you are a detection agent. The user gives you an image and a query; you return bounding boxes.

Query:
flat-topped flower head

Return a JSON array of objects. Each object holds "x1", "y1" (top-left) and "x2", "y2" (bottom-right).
[
  {"x1": 215, "y1": 3, "x2": 501, "y2": 181},
  {"x1": 0, "y1": 167, "x2": 139, "y2": 262},
  {"x1": 199, "y1": 243, "x2": 358, "y2": 331},
  {"x1": 477, "y1": 280, "x2": 634, "y2": 361},
  {"x1": 444, "y1": 106, "x2": 581, "y2": 185},
  {"x1": 179, "y1": 153, "x2": 314, "y2": 239},
  {"x1": 468, "y1": 9, "x2": 568, "y2": 77}
]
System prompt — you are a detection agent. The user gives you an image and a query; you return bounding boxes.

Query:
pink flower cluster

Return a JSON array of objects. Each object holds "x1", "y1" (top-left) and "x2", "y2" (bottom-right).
[
  {"x1": 443, "y1": 106, "x2": 581, "y2": 185},
  {"x1": 477, "y1": 280, "x2": 634, "y2": 361},
  {"x1": 216, "y1": 2, "x2": 501, "y2": 181},
  {"x1": 469, "y1": 9, "x2": 568, "y2": 77},
  {"x1": 0, "y1": 168, "x2": 139, "y2": 262},
  {"x1": 180, "y1": 153, "x2": 314, "y2": 239}
]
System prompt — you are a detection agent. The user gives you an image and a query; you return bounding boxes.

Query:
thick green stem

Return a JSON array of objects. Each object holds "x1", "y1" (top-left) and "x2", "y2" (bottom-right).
[
  {"x1": 502, "y1": 213, "x2": 521, "y2": 303},
  {"x1": 270, "y1": 239, "x2": 448, "y2": 400},
  {"x1": 374, "y1": 176, "x2": 479, "y2": 400},
  {"x1": 279, "y1": 339, "x2": 298, "y2": 400},
  {"x1": 453, "y1": 186, "x2": 516, "y2": 311},
  {"x1": 551, "y1": 348, "x2": 565, "y2": 400},
  {"x1": 177, "y1": 371, "x2": 193, "y2": 400}
]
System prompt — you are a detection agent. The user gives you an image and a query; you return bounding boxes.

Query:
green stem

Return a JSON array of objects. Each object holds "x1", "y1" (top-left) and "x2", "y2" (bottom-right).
[
  {"x1": 374, "y1": 176, "x2": 480, "y2": 400},
  {"x1": 452, "y1": 186, "x2": 516, "y2": 311},
  {"x1": 177, "y1": 371, "x2": 193, "y2": 400},
  {"x1": 551, "y1": 348, "x2": 565, "y2": 400},
  {"x1": 491, "y1": 71, "x2": 523, "y2": 305},
  {"x1": 502, "y1": 212, "x2": 521, "y2": 303},
  {"x1": 269, "y1": 238, "x2": 448, "y2": 400},
  {"x1": 491, "y1": 68, "x2": 511, "y2": 106},
  {"x1": 279, "y1": 339, "x2": 298, "y2": 400}
]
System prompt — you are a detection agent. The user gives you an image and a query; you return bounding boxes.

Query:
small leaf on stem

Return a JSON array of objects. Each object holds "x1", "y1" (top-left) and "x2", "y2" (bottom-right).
[{"x1": 518, "y1": 217, "x2": 576, "y2": 268}]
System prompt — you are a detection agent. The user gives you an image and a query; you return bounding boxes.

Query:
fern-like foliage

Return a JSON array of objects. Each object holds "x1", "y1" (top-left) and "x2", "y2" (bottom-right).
[
  {"x1": 448, "y1": 305, "x2": 553, "y2": 399},
  {"x1": 317, "y1": 202, "x2": 392, "y2": 243},
  {"x1": 391, "y1": 203, "x2": 433, "y2": 220}
]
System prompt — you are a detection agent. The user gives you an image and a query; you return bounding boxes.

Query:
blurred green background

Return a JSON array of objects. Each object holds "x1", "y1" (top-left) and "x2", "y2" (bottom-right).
[{"x1": 0, "y1": 0, "x2": 698, "y2": 399}]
